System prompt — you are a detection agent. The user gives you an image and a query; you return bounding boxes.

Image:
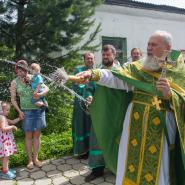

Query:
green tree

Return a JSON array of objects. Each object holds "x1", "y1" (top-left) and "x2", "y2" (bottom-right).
[
  {"x1": 0, "y1": 1, "x2": 103, "y2": 162},
  {"x1": 0, "y1": 0, "x2": 102, "y2": 65},
  {"x1": 0, "y1": 0, "x2": 102, "y2": 99}
]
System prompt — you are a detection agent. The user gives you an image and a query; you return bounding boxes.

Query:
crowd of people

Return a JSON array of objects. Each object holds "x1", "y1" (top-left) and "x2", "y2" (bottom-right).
[
  {"x1": 69, "y1": 30, "x2": 185, "y2": 185},
  {"x1": 0, "y1": 30, "x2": 185, "y2": 185},
  {"x1": 71, "y1": 45, "x2": 142, "y2": 182}
]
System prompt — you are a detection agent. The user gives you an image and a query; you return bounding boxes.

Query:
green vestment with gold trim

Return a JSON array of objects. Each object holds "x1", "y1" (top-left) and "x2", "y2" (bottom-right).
[{"x1": 90, "y1": 53, "x2": 185, "y2": 185}]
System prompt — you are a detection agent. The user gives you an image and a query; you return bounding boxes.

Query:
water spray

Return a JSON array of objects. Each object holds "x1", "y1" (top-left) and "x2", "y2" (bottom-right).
[{"x1": 1, "y1": 59, "x2": 88, "y2": 105}]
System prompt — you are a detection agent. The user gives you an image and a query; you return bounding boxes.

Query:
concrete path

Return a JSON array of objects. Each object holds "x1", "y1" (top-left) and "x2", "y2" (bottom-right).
[{"x1": 0, "y1": 156, "x2": 116, "y2": 185}]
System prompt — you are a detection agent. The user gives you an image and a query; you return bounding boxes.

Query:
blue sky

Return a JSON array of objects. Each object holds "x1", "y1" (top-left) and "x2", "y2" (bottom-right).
[{"x1": 135, "y1": 0, "x2": 185, "y2": 9}]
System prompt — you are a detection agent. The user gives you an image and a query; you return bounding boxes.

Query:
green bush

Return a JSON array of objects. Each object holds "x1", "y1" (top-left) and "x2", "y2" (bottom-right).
[
  {"x1": 10, "y1": 130, "x2": 72, "y2": 167},
  {"x1": 44, "y1": 88, "x2": 73, "y2": 134}
]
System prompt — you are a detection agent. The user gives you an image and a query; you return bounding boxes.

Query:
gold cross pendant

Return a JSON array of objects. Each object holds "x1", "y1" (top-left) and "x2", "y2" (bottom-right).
[{"x1": 151, "y1": 96, "x2": 162, "y2": 111}]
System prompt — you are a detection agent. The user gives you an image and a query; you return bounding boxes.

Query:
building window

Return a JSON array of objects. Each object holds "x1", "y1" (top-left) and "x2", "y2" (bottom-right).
[{"x1": 102, "y1": 36, "x2": 127, "y2": 64}]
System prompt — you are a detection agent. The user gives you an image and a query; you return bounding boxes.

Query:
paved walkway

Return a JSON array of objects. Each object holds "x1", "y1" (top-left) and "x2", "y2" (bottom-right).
[{"x1": 0, "y1": 156, "x2": 115, "y2": 185}]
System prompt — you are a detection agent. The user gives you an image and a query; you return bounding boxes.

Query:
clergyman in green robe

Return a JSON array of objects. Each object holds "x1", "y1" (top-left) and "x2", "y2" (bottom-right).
[
  {"x1": 72, "y1": 52, "x2": 96, "y2": 157},
  {"x1": 85, "y1": 44, "x2": 121, "y2": 182},
  {"x1": 68, "y1": 31, "x2": 185, "y2": 185}
]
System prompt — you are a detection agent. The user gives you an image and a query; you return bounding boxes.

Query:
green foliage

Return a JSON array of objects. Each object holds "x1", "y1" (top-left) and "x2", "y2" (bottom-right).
[
  {"x1": 0, "y1": 45, "x2": 14, "y2": 59},
  {"x1": 10, "y1": 130, "x2": 72, "y2": 167},
  {"x1": 39, "y1": 131, "x2": 72, "y2": 159},
  {"x1": 0, "y1": 0, "x2": 102, "y2": 101},
  {"x1": 0, "y1": 0, "x2": 101, "y2": 167},
  {"x1": 0, "y1": 0, "x2": 102, "y2": 63},
  {"x1": 44, "y1": 88, "x2": 73, "y2": 134},
  {"x1": 0, "y1": 71, "x2": 14, "y2": 101},
  {"x1": 0, "y1": 45, "x2": 15, "y2": 100}
]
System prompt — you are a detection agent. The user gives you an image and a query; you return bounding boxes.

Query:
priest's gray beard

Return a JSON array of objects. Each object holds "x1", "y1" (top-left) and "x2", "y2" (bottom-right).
[{"x1": 142, "y1": 56, "x2": 161, "y2": 71}]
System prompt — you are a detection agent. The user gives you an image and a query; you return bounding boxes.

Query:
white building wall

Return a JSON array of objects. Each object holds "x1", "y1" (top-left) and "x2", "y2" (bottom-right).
[{"x1": 90, "y1": 4, "x2": 185, "y2": 63}]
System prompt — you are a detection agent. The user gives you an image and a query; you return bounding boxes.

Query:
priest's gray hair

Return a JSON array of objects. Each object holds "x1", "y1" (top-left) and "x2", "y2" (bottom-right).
[{"x1": 152, "y1": 30, "x2": 172, "y2": 46}]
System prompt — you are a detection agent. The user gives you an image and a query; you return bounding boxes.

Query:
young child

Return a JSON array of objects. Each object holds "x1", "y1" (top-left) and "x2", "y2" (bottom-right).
[
  {"x1": 30, "y1": 63, "x2": 48, "y2": 108},
  {"x1": 0, "y1": 102, "x2": 21, "y2": 180}
]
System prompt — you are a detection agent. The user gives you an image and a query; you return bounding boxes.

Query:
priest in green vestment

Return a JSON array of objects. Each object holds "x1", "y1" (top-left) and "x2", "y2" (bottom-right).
[
  {"x1": 72, "y1": 52, "x2": 96, "y2": 157},
  {"x1": 85, "y1": 44, "x2": 121, "y2": 182},
  {"x1": 68, "y1": 30, "x2": 185, "y2": 185}
]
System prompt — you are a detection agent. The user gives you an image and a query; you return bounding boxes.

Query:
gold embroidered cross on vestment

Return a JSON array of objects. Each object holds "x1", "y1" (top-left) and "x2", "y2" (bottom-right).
[{"x1": 152, "y1": 96, "x2": 161, "y2": 110}]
